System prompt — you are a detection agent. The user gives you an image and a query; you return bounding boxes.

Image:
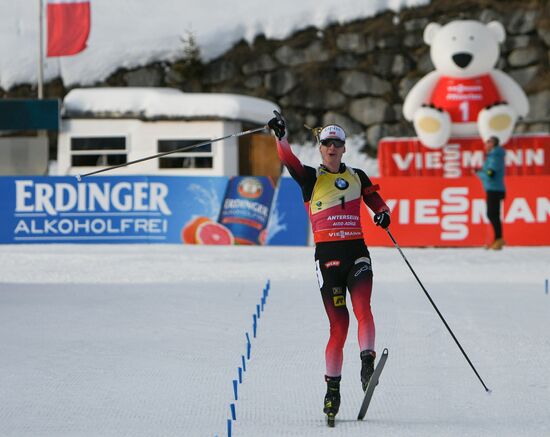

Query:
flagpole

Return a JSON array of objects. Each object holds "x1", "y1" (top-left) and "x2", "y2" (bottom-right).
[
  {"x1": 38, "y1": 0, "x2": 44, "y2": 99},
  {"x1": 38, "y1": 0, "x2": 48, "y2": 178}
]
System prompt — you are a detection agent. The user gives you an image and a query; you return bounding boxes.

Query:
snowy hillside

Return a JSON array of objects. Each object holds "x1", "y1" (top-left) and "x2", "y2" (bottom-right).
[{"x1": 0, "y1": 0, "x2": 429, "y2": 90}]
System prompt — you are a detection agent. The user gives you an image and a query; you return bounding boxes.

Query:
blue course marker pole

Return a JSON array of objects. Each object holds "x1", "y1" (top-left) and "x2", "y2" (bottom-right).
[
  {"x1": 230, "y1": 403, "x2": 237, "y2": 421},
  {"x1": 246, "y1": 332, "x2": 251, "y2": 346},
  {"x1": 233, "y1": 380, "x2": 238, "y2": 401},
  {"x1": 227, "y1": 419, "x2": 232, "y2": 437},
  {"x1": 256, "y1": 304, "x2": 261, "y2": 319},
  {"x1": 253, "y1": 314, "x2": 257, "y2": 338},
  {"x1": 241, "y1": 355, "x2": 246, "y2": 372},
  {"x1": 238, "y1": 367, "x2": 242, "y2": 384},
  {"x1": 247, "y1": 342, "x2": 251, "y2": 360}
]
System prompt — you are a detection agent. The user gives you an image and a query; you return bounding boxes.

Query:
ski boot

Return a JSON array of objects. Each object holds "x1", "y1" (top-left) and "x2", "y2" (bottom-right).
[
  {"x1": 323, "y1": 375, "x2": 341, "y2": 427},
  {"x1": 360, "y1": 350, "x2": 376, "y2": 392}
]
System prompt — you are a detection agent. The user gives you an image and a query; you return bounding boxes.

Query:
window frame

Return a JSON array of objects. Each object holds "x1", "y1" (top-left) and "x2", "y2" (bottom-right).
[
  {"x1": 157, "y1": 138, "x2": 214, "y2": 170},
  {"x1": 69, "y1": 135, "x2": 129, "y2": 168}
]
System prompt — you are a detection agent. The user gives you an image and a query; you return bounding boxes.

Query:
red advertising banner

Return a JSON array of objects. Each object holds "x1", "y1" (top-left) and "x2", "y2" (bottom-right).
[
  {"x1": 361, "y1": 176, "x2": 550, "y2": 247},
  {"x1": 378, "y1": 134, "x2": 550, "y2": 178}
]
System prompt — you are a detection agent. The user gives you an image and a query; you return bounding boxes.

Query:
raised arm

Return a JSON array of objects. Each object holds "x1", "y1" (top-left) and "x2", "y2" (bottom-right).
[{"x1": 268, "y1": 111, "x2": 308, "y2": 183}]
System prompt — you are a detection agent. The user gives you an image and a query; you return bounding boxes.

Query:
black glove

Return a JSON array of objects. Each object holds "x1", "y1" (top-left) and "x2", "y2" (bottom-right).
[
  {"x1": 268, "y1": 110, "x2": 287, "y2": 140},
  {"x1": 373, "y1": 211, "x2": 391, "y2": 229}
]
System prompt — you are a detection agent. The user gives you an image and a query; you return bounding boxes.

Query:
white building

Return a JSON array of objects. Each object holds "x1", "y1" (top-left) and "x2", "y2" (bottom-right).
[{"x1": 57, "y1": 88, "x2": 279, "y2": 177}]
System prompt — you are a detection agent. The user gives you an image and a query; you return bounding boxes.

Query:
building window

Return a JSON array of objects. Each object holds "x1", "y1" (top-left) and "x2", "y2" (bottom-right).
[
  {"x1": 70, "y1": 137, "x2": 127, "y2": 167},
  {"x1": 157, "y1": 139, "x2": 213, "y2": 169}
]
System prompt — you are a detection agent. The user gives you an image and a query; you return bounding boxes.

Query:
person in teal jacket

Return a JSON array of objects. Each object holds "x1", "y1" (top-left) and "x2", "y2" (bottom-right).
[{"x1": 476, "y1": 136, "x2": 506, "y2": 250}]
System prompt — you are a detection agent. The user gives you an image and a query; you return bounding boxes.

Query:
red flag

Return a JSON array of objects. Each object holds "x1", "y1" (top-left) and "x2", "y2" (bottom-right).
[{"x1": 47, "y1": 0, "x2": 91, "y2": 57}]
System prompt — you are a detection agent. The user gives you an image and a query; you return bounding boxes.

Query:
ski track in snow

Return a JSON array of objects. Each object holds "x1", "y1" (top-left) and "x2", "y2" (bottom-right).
[{"x1": 0, "y1": 244, "x2": 549, "y2": 437}]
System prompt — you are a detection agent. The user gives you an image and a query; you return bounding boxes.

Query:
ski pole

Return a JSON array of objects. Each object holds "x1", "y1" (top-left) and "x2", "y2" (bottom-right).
[
  {"x1": 76, "y1": 125, "x2": 268, "y2": 180},
  {"x1": 385, "y1": 228, "x2": 491, "y2": 393}
]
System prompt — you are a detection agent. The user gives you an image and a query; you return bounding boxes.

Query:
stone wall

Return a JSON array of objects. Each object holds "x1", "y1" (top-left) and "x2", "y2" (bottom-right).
[{"x1": 2, "y1": 0, "x2": 549, "y2": 156}]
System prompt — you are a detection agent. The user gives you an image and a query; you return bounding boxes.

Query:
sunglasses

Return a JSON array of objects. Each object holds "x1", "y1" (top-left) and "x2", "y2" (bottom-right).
[{"x1": 320, "y1": 139, "x2": 345, "y2": 148}]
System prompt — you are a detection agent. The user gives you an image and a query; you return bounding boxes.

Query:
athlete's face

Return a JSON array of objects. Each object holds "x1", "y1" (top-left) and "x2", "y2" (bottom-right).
[{"x1": 319, "y1": 139, "x2": 345, "y2": 171}]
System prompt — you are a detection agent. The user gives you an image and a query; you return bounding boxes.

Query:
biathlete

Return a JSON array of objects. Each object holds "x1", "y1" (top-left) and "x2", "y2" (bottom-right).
[{"x1": 267, "y1": 111, "x2": 391, "y2": 425}]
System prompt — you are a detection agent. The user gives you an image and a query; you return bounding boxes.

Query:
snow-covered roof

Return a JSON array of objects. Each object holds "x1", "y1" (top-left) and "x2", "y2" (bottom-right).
[{"x1": 62, "y1": 87, "x2": 280, "y2": 124}]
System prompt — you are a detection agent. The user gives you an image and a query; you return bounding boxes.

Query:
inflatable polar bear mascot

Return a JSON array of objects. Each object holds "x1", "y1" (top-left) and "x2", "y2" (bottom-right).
[{"x1": 403, "y1": 20, "x2": 529, "y2": 149}]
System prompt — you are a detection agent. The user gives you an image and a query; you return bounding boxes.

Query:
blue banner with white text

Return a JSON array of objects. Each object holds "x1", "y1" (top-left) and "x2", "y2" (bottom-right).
[{"x1": 0, "y1": 176, "x2": 308, "y2": 245}]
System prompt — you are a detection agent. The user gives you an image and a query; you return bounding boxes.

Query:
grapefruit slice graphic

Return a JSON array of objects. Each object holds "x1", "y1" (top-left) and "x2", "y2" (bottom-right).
[
  {"x1": 181, "y1": 216, "x2": 211, "y2": 244},
  {"x1": 195, "y1": 221, "x2": 235, "y2": 245}
]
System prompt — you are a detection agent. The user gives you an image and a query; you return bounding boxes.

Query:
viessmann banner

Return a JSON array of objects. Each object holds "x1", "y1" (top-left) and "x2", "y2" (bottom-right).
[
  {"x1": 1, "y1": 175, "x2": 548, "y2": 246},
  {"x1": 378, "y1": 134, "x2": 550, "y2": 178},
  {"x1": 361, "y1": 176, "x2": 550, "y2": 246},
  {"x1": 0, "y1": 176, "x2": 308, "y2": 245}
]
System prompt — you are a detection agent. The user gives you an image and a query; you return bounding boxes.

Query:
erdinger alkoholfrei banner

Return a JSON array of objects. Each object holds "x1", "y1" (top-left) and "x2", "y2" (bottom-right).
[
  {"x1": 378, "y1": 134, "x2": 550, "y2": 178},
  {"x1": 0, "y1": 176, "x2": 308, "y2": 245},
  {"x1": 360, "y1": 176, "x2": 550, "y2": 247}
]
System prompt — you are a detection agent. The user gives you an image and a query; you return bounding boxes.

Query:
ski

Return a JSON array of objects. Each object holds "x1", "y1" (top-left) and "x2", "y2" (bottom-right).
[{"x1": 357, "y1": 348, "x2": 388, "y2": 420}]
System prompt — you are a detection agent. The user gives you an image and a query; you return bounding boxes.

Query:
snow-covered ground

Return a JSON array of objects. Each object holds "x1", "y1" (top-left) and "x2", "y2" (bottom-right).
[
  {"x1": 0, "y1": 0, "x2": 430, "y2": 90},
  {"x1": 1, "y1": 244, "x2": 549, "y2": 436}
]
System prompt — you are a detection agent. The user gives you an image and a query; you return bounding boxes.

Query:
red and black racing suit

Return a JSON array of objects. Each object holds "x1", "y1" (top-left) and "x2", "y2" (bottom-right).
[{"x1": 276, "y1": 138, "x2": 390, "y2": 377}]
